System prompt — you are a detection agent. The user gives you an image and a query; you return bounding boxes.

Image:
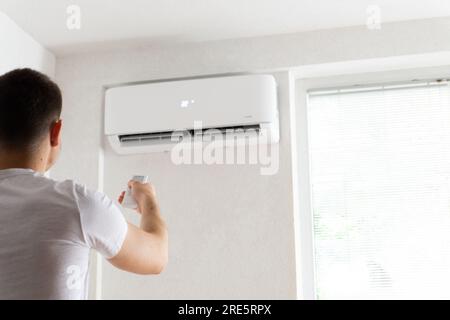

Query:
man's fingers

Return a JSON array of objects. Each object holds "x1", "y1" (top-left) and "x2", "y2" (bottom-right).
[
  {"x1": 118, "y1": 191, "x2": 125, "y2": 204},
  {"x1": 128, "y1": 180, "x2": 149, "y2": 188}
]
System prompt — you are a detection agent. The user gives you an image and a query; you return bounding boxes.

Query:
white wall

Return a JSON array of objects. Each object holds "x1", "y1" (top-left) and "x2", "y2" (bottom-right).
[
  {"x1": 0, "y1": 12, "x2": 55, "y2": 76},
  {"x1": 100, "y1": 72, "x2": 296, "y2": 299},
  {"x1": 52, "y1": 17, "x2": 450, "y2": 299}
]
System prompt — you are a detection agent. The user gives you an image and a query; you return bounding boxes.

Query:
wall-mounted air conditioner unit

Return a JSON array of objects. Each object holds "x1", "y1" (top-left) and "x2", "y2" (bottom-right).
[{"x1": 104, "y1": 74, "x2": 279, "y2": 154}]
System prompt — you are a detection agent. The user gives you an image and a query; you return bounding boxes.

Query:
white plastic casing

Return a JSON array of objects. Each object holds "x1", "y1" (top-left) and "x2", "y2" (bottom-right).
[{"x1": 104, "y1": 74, "x2": 279, "y2": 154}]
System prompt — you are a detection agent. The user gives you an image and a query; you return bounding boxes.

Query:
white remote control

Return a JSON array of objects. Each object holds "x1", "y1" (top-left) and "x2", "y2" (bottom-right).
[{"x1": 122, "y1": 175, "x2": 149, "y2": 209}]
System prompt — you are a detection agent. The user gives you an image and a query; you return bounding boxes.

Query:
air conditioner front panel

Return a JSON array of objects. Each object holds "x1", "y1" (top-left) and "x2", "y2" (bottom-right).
[{"x1": 105, "y1": 74, "x2": 277, "y2": 136}]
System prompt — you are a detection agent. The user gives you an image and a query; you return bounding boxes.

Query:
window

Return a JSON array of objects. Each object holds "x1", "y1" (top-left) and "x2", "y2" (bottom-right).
[{"x1": 307, "y1": 80, "x2": 450, "y2": 299}]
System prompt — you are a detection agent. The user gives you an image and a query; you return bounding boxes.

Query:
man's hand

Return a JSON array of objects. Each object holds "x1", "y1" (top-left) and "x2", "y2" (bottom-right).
[
  {"x1": 111, "y1": 180, "x2": 168, "y2": 275},
  {"x1": 118, "y1": 181, "x2": 158, "y2": 214}
]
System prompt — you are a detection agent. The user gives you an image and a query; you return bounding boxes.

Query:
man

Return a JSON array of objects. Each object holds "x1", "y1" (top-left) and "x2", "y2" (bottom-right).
[{"x1": 0, "y1": 68, "x2": 168, "y2": 299}]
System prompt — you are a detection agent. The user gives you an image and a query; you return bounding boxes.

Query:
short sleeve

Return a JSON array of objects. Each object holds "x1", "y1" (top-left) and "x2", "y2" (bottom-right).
[{"x1": 74, "y1": 184, "x2": 128, "y2": 259}]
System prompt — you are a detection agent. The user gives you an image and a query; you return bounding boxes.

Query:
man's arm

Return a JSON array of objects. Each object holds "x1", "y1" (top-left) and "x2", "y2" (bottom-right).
[{"x1": 108, "y1": 181, "x2": 168, "y2": 275}]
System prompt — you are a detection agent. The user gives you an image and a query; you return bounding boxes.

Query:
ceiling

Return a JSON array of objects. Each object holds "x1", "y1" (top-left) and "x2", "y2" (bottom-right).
[{"x1": 1, "y1": 0, "x2": 450, "y2": 56}]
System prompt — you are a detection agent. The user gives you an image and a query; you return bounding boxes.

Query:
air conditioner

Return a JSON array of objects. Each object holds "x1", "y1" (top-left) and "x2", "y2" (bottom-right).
[{"x1": 104, "y1": 74, "x2": 279, "y2": 154}]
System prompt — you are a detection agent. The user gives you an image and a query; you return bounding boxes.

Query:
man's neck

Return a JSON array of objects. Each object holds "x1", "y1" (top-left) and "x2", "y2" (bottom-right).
[{"x1": 0, "y1": 151, "x2": 47, "y2": 173}]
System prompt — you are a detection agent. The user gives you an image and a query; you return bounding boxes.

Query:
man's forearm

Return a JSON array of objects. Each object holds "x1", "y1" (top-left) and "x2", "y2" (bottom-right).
[
  {"x1": 114, "y1": 181, "x2": 168, "y2": 274},
  {"x1": 140, "y1": 198, "x2": 167, "y2": 238},
  {"x1": 140, "y1": 198, "x2": 168, "y2": 269}
]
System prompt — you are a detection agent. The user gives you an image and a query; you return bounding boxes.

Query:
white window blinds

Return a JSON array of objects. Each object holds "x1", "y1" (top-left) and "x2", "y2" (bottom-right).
[{"x1": 307, "y1": 81, "x2": 450, "y2": 299}]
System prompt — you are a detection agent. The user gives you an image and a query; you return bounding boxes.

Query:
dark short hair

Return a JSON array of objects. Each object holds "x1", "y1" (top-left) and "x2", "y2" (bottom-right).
[{"x1": 0, "y1": 68, "x2": 62, "y2": 151}]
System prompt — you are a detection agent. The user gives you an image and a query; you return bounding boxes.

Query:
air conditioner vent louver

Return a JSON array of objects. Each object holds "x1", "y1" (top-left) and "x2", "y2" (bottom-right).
[{"x1": 119, "y1": 124, "x2": 261, "y2": 145}]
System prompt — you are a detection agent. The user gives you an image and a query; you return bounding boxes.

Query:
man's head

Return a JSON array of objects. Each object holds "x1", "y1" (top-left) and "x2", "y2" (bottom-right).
[{"x1": 0, "y1": 68, "x2": 63, "y2": 171}]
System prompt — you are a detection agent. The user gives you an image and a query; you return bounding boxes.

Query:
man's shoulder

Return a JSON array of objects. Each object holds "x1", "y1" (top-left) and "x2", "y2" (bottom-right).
[
  {"x1": 35, "y1": 175, "x2": 114, "y2": 212},
  {"x1": 38, "y1": 175, "x2": 96, "y2": 201}
]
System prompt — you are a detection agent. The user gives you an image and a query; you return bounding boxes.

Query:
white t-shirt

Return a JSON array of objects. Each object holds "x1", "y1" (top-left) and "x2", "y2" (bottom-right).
[{"x1": 0, "y1": 168, "x2": 128, "y2": 300}]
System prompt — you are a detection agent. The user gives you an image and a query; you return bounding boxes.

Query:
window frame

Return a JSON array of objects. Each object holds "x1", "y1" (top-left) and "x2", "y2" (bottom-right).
[{"x1": 294, "y1": 65, "x2": 450, "y2": 300}]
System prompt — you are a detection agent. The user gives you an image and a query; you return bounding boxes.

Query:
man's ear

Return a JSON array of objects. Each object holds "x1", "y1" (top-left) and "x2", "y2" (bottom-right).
[{"x1": 50, "y1": 120, "x2": 62, "y2": 147}]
